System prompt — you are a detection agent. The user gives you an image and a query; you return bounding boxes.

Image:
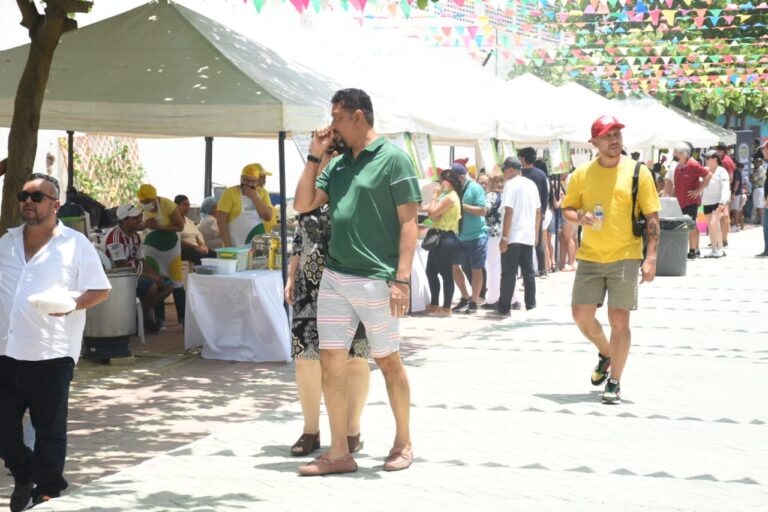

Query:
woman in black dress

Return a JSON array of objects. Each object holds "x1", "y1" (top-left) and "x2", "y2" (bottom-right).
[{"x1": 284, "y1": 204, "x2": 371, "y2": 456}]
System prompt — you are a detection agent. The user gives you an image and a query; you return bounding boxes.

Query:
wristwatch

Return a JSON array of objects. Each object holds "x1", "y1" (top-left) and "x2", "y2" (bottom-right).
[
  {"x1": 501, "y1": 236, "x2": 508, "y2": 241},
  {"x1": 307, "y1": 154, "x2": 321, "y2": 164}
]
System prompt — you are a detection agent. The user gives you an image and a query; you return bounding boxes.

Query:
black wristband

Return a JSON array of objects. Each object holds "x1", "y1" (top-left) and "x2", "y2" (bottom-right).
[
  {"x1": 393, "y1": 278, "x2": 410, "y2": 286},
  {"x1": 307, "y1": 154, "x2": 321, "y2": 164}
]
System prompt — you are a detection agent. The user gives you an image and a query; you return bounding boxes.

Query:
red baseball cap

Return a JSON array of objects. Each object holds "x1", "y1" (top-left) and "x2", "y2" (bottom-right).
[{"x1": 590, "y1": 115, "x2": 625, "y2": 140}]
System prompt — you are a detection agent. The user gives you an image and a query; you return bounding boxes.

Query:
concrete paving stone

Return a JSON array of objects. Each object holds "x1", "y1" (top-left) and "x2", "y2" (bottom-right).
[{"x1": 4, "y1": 227, "x2": 768, "y2": 510}]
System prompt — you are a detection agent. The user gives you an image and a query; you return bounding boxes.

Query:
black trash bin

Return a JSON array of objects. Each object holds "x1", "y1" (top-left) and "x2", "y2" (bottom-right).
[{"x1": 657, "y1": 216, "x2": 696, "y2": 276}]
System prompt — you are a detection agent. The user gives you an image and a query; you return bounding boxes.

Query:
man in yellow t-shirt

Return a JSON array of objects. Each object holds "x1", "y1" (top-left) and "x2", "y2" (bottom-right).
[
  {"x1": 216, "y1": 163, "x2": 275, "y2": 247},
  {"x1": 562, "y1": 115, "x2": 661, "y2": 405}
]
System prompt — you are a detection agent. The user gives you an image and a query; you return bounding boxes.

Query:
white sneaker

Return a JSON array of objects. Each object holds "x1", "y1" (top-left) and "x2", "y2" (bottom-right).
[{"x1": 703, "y1": 250, "x2": 719, "y2": 258}]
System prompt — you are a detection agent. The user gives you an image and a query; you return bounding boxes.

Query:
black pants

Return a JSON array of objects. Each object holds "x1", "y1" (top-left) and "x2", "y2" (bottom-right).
[
  {"x1": 498, "y1": 243, "x2": 536, "y2": 312},
  {"x1": 535, "y1": 223, "x2": 545, "y2": 273},
  {"x1": 0, "y1": 356, "x2": 74, "y2": 498},
  {"x1": 426, "y1": 233, "x2": 458, "y2": 308},
  {"x1": 155, "y1": 287, "x2": 186, "y2": 323}
]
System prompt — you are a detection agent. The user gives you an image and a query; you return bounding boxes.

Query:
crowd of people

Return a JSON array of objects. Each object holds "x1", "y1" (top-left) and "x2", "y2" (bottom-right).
[
  {"x1": 100, "y1": 164, "x2": 277, "y2": 333},
  {"x1": 2, "y1": 87, "x2": 768, "y2": 509},
  {"x1": 661, "y1": 138, "x2": 768, "y2": 259}
]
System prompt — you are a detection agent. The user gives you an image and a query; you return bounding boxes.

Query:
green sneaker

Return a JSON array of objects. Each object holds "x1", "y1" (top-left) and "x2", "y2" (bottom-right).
[
  {"x1": 590, "y1": 353, "x2": 611, "y2": 386},
  {"x1": 602, "y1": 379, "x2": 621, "y2": 405}
]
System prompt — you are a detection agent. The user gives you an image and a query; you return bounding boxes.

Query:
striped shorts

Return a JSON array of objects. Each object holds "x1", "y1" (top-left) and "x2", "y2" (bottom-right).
[{"x1": 317, "y1": 269, "x2": 400, "y2": 358}]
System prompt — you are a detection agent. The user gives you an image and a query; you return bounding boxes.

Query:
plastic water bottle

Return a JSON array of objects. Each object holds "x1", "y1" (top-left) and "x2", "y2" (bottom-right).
[{"x1": 592, "y1": 203, "x2": 604, "y2": 231}]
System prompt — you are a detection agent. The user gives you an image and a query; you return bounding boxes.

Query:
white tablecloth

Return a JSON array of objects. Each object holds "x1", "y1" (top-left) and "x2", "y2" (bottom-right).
[
  {"x1": 185, "y1": 270, "x2": 291, "y2": 362},
  {"x1": 410, "y1": 246, "x2": 431, "y2": 313}
]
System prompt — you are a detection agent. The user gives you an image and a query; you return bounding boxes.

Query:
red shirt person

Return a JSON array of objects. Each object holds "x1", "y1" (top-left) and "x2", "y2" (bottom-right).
[
  {"x1": 670, "y1": 143, "x2": 712, "y2": 258},
  {"x1": 717, "y1": 142, "x2": 735, "y2": 182},
  {"x1": 716, "y1": 143, "x2": 735, "y2": 246}
]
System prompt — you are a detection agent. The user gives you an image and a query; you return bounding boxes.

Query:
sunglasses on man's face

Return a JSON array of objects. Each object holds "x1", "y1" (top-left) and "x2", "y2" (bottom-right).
[{"x1": 17, "y1": 191, "x2": 57, "y2": 203}]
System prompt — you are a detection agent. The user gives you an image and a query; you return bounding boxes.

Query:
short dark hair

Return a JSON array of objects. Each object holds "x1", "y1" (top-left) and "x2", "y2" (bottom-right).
[
  {"x1": 174, "y1": 194, "x2": 189, "y2": 205},
  {"x1": 517, "y1": 147, "x2": 537, "y2": 165},
  {"x1": 27, "y1": 173, "x2": 60, "y2": 198},
  {"x1": 331, "y1": 88, "x2": 374, "y2": 127}
]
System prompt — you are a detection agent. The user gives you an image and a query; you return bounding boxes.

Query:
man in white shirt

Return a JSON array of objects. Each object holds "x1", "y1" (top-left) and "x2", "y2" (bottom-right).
[
  {"x1": 0, "y1": 174, "x2": 110, "y2": 510},
  {"x1": 492, "y1": 157, "x2": 541, "y2": 316}
]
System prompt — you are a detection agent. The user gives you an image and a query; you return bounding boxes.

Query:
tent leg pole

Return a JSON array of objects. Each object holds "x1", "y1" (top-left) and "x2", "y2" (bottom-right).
[
  {"x1": 449, "y1": 146, "x2": 455, "y2": 166},
  {"x1": 278, "y1": 131, "x2": 289, "y2": 320},
  {"x1": 204, "y1": 136, "x2": 213, "y2": 198},
  {"x1": 67, "y1": 130, "x2": 74, "y2": 199}
]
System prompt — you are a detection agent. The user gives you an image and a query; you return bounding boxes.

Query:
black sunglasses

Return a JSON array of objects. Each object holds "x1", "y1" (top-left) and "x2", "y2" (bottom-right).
[{"x1": 17, "y1": 191, "x2": 57, "y2": 203}]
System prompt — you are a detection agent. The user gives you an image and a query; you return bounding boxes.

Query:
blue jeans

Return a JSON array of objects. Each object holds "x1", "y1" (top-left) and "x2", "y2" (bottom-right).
[
  {"x1": 451, "y1": 235, "x2": 488, "y2": 270},
  {"x1": 763, "y1": 210, "x2": 768, "y2": 253}
]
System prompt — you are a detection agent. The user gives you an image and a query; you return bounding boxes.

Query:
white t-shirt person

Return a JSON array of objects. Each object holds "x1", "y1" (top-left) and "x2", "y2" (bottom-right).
[
  {"x1": 701, "y1": 165, "x2": 730, "y2": 206},
  {"x1": 0, "y1": 222, "x2": 111, "y2": 363},
  {"x1": 500, "y1": 175, "x2": 542, "y2": 246}
]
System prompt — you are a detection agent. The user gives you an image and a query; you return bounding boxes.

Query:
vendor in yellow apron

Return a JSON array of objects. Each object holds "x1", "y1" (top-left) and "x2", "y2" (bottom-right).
[
  {"x1": 216, "y1": 163, "x2": 276, "y2": 247},
  {"x1": 137, "y1": 184, "x2": 185, "y2": 288}
]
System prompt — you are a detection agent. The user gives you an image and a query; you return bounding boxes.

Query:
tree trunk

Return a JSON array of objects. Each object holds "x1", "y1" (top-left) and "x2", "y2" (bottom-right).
[{"x1": 0, "y1": 0, "x2": 90, "y2": 236}]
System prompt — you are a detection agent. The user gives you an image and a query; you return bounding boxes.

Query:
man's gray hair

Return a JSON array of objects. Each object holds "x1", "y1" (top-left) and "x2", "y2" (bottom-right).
[{"x1": 673, "y1": 142, "x2": 692, "y2": 157}]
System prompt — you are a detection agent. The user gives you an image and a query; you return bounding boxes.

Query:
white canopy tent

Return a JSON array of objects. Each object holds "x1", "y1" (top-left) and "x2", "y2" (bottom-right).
[
  {"x1": 496, "y1": 73, "x2": 568, "y2": 144},
  {"x1": 554, "y1": 82, "x2": 656, "y2": 149},
  {"x1": 665, "y1": 103, "x2": 736, "y2": 146},
  {"x1": 243, "y1": 15, "x2": 501, "y2": 143},
  {"x1": 612, "y1": 95, "x2": 727, "y2": 148},
  {"x1": 552, "y1": 82, "x2": 732, "y2": 150}
]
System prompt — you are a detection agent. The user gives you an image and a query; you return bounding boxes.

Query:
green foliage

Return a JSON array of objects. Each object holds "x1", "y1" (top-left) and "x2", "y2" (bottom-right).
[{"x1": 73, "y1": 143, "x2": 145, "y2": 207}]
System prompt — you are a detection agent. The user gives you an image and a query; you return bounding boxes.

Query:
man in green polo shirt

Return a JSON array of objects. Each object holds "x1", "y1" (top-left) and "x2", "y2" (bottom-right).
[{"x1": 294, "y1": 88, "x2": 421, "y2": 476}]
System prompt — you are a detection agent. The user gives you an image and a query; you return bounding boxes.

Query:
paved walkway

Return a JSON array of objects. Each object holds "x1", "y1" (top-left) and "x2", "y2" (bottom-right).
[{"x1": 3, "y1": 227, "x2": 767, "y2": 511}]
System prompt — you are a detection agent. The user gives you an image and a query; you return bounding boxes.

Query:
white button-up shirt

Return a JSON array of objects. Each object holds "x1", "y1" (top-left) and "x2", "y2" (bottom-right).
[{"x1": 0, "y1": 222, "x2": 111, "y2": 363}]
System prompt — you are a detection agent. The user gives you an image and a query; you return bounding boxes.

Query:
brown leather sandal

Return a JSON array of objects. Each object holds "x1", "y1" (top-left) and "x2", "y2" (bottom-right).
[
  {"x1": 347, "y1": 434, "x2": 364, "y2": 454},
  {"x1": 291, "y1": 433, "x2": 320, "y2": 456}
]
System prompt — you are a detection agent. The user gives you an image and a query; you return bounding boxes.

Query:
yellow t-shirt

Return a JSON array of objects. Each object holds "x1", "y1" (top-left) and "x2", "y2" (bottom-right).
[
  {"x1": 431, "y1": 190, "x2": 462, "y2": 233},
  {"x1": 562, "y1": 157, "x2": 660, "y2": 263},
  {"x1": 144, "y1": 196, "x2": 177, "y2": 227},
  {"x1": 217, "y1": 185, "x2": 276, "y2": 232}
]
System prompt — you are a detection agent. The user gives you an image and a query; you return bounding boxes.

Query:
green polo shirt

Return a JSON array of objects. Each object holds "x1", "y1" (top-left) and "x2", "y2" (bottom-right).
[{"x1": 316, "y1": 137, "x2": 421, "y2": 281}]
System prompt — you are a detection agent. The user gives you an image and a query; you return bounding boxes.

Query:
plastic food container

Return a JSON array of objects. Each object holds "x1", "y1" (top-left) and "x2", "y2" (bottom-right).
[{"x1": 215, "y1": 247, "x2": 251, "y2": 272}]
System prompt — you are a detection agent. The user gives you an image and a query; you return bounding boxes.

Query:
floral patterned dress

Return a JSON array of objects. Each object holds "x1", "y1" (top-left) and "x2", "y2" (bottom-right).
[
  {"x1": 485, "y1": 191, "x2": 502, "y2": 239},
  {"x1": 290, "y1": 205, "x2": 369, "y2": 360}
]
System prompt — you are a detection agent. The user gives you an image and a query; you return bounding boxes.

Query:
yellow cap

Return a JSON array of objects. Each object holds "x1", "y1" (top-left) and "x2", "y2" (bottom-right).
[
  {"x1": 241, "y1": 163, "x2": 272, "y2": 177},
  {"x1": 137, "y1": 184, "x2": 157, "y2": 201}
]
